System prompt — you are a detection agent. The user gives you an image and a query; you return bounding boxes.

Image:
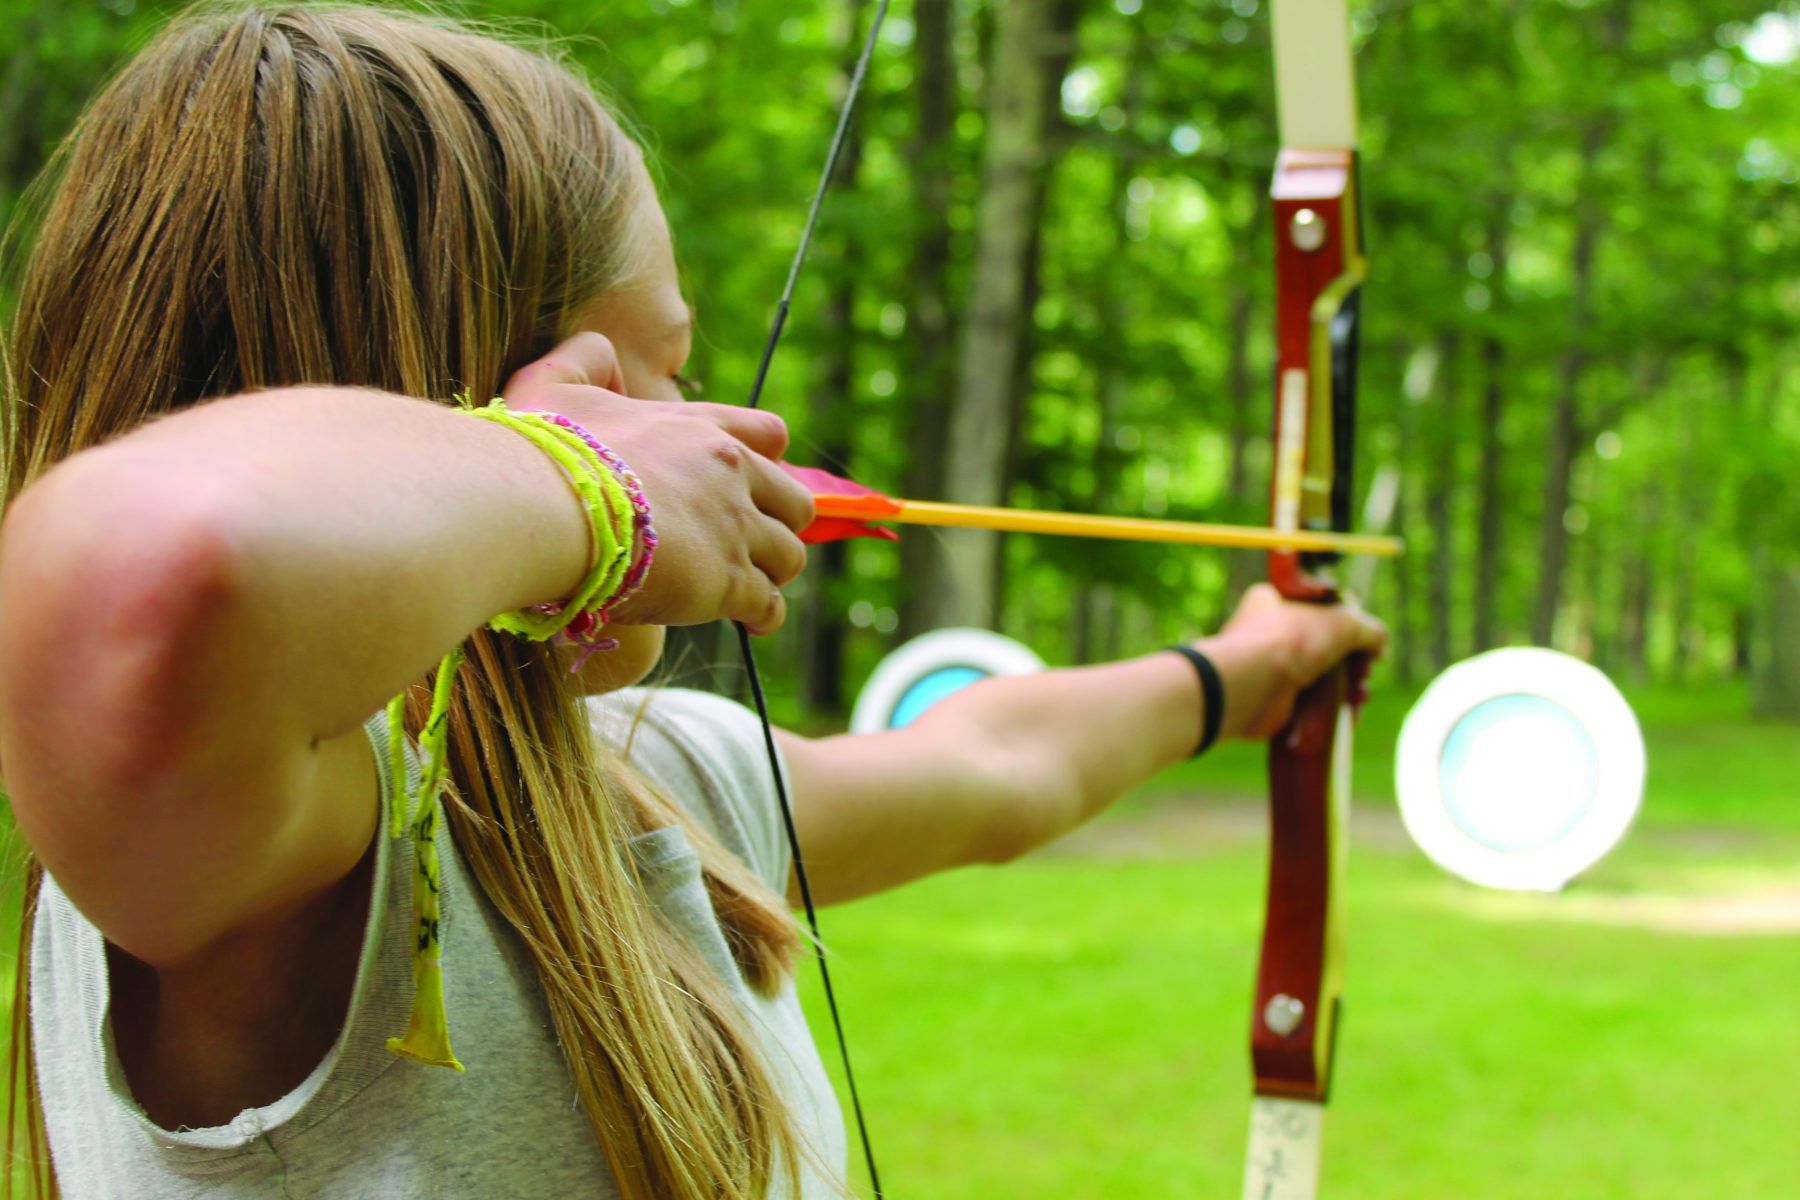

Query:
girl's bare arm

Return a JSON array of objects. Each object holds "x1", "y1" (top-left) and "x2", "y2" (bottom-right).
[
  {"x1": 776, "y1": 585, "x2": 1386, "y2": 906},
  {"x1": 0, "y1": 384, "x2": 598, "y2": 965},
  {"x1": 0, "y1": 337, "x2": 809, "y2": 965}
]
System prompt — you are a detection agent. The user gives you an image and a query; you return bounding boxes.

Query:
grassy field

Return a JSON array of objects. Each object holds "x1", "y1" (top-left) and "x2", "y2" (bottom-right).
[
  {"x1": 1, "y1": 681, "x2": 1793, "y2": 1195},
  {"x1": 798, "y1": 682, "x2": 1800, "y2": 1198}
]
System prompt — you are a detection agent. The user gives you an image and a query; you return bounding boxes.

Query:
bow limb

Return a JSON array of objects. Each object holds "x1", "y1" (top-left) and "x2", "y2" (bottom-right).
[{"x1": 1245, "y1": 2, "x2": 1366, "y2": 1198}]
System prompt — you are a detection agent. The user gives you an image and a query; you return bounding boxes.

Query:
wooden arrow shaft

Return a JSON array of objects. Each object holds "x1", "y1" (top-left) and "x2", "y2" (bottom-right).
[{"x1": 811, "y1": 495, "x2": 1402, "y2": 556}]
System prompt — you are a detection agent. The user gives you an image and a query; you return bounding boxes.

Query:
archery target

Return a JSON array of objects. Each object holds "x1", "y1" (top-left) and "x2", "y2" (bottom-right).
[
  {"x1": 1395, "y1": 647, "x2": 1645, "y2": 892},
  {"x1": 850, "y1": 628, "x2": 1045, "y2": 734}
]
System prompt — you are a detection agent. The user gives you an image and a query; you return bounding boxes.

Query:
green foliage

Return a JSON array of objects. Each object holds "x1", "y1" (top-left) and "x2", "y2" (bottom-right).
[{"x1": 5, "y1": 0, "x2": 1796, "y2": 704}]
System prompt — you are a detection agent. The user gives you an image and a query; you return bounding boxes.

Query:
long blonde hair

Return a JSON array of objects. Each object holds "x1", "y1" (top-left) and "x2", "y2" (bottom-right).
[{"x1": 0, "y1": 5, "x2": 811, "y2": 1197}]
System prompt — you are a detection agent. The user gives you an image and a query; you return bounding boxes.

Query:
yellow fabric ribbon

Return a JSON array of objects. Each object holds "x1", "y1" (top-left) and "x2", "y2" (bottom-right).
[{"x1": 382, "y1": 395, "x2": 635, "y2": 1071}]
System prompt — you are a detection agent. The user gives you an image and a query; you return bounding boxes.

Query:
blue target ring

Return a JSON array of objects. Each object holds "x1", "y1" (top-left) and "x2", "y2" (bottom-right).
[{"x1": 851, "y1": 629, "x2": 1046, "y2": 735}]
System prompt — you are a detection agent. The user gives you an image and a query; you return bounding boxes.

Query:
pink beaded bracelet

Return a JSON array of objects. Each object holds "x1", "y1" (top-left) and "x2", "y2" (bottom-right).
[{"x1": 524, "y1": 413, "x2": 658, "y2": 672}]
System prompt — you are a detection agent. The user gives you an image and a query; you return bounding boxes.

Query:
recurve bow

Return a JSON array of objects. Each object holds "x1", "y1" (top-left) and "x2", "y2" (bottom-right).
[
  {"x1": 1244, "y1": 1, "x2": 1367, "y2": 1197},
  {"x1": 731, "y1": 7, "x2": 1372, "y2": 1198}
]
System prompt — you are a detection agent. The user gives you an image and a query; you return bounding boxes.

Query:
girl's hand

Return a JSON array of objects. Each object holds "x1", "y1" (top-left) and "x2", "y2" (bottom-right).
[
  {"x1": 1195, "y1": 583, "x2": 1388, "y2": 741},
  {"x1": 501, "y1": 333, "x2": 814, "y2": 635}
]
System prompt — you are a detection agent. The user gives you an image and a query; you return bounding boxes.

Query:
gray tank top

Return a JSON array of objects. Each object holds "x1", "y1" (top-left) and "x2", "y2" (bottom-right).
[{"x1": 30, "y1": 687, "x2": 847, "y2": 1197}]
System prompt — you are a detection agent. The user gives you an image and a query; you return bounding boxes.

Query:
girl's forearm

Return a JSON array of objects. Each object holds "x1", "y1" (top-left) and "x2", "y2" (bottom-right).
[
  {"x1": 775, "y1": 641, "x2": 1259, "y2": 903},
  {"x1": 786, "y1": 589, "x2": 1377, "y2": 901},
  {"x1": 913, "y1": 648, "x2": 1214, "y2": 854},
  {"x1": 2, "y1": 387, "x2": 590, "y2": 773}
]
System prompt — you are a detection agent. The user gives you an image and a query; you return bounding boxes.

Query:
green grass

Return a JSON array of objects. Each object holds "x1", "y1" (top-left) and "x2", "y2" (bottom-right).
[
  {"x1": 797, "y1": 681, "x2": 1800, "y2": 1198},
  {"x1": 800, "y1": 833, "x2": 1800, "y2": 1199}
]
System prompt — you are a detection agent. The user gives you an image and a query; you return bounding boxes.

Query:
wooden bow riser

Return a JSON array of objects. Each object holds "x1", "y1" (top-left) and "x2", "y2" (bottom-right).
[
  {"x1": 1255, "y1": 665, "x2": 1350, "y2": 1102},
  {"x1": 1254, "y1": 146, "x2": 1364, "y2": 1109},
  {"x1": 1268, "y1": 147, "x2": 1363, "y2": 605}
]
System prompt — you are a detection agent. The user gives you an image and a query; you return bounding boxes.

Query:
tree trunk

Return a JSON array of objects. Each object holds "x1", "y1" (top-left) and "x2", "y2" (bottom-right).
[
  {"x1": 1390, "y1": 479, "x2": 1419, "y2": 686},
  {"x1": 1734, "y1": 605, "x2": 1753, "y2": 676},
  {"x1": 899, "y1": 0, "x2": 957, "y2": 638},
  {"x1": 1574, "y1": 498, "x2": 1603, "y2": 665},
  {"x1": 796, "y1": 0, "x2": 870, "y2": 714},
  {"x1": 928, "y1": 0, "x2": 1061, "y2": 629},
  {"x1": 1076, "y1": 133, "x2": 1136, "y2": 662},
  {"x1": 992, "y1": 0, "x2": 1080, "y2": 633},
  {"x1": 1669, "y1": 460, "x2": 1699, "y2": 680},
  {"x1": 1530, "y1": 183, "x2": 1601, "y2": 648},
  {"x1": 1222, "y1": 280, "x2": 1262, "y2": 623},
  {"x1": 799, "y1": 253, "x2": 857, "y2": 712},
  {"x1": 1472, "y1": 219, "x2": 1509, "y2": 651},
  {"x1": 1620, "y1": 485, "x2": 1656, "y2": 681},
  {"x1": 1754, "y1": 565, "x2": 1800, "y2": 719},
  {"x1": 1428, "y1": 335, "x2": 1461, "y2": 671},
  {"x1": 1530, "y1": 1, "x2": 1625, "y2": 648},
  {"x1": 0, "y1": 25, "x2": 39, "y2": 186}
]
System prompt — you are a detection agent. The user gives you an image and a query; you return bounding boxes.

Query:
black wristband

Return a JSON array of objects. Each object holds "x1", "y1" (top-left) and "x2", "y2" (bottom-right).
[{"x1": 1166, "y1": 644, "x2": 1226, "y2": 758}]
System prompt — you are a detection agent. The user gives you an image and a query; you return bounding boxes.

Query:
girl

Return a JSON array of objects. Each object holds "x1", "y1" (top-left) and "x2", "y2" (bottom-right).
[{"x1": 0, "y1": 4, "x2": 1385, "y2": 1198}]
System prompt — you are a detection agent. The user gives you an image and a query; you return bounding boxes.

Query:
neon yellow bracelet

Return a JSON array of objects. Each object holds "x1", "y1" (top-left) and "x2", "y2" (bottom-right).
[{"x1": 463, "y1": 397, "x2": 635, "y2": 637}]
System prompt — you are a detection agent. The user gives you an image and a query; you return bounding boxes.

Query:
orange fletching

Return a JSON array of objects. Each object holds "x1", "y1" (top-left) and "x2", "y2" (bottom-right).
[{"x1": 779, "y1": 463, "x2": 904, "y2": 544}]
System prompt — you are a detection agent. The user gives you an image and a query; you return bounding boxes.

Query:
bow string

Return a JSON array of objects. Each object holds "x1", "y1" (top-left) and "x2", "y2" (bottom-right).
[{"x1": 734, "y1": 3, "x2": 893, "y2": 1195}]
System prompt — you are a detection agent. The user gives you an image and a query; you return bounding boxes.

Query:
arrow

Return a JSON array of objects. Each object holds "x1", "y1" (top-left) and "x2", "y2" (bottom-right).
[{"x1": 785, "y1": 463, "x2": 1403, "y2": 557}]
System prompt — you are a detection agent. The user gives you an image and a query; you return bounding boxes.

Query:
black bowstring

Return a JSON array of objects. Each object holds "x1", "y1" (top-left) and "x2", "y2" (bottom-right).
[{"x1": 735, "y1": 2, "x2": 891, "y2": 1196}]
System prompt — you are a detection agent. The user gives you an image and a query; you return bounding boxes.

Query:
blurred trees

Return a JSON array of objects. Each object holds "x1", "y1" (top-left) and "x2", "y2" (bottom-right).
[{"x1": 3, "y1": 0, "x2": 1796, "y2": 716}]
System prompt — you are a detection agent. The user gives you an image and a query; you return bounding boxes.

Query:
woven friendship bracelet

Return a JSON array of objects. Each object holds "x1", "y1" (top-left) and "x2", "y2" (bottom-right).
[
  {"x1": 518, "y1": 412, "x2": 661, "y2": 672},
  {"x1": 462, "y1": 399, "x2": 635, "y2": 642}
]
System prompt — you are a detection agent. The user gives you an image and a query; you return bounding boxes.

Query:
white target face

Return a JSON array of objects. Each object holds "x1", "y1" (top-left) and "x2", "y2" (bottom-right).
[
  {"x1": 1395, "y1": 647, "x2": 1645, "y2": 892},
  {"x1": 850, "y1": 628, "x2": 1045, "y2": 735}
]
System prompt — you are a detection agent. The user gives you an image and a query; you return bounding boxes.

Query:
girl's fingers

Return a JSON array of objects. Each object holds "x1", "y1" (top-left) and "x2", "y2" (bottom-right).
[
  {"x1": 748, "y1": 513, "x2": 809, "y2": 589},
  {"x1": 686, "y1": 402, "x2": 793, "y2": 463},
  {"x1": 481, "y1": 358, "x2": 817, "y2": 634},
  {"x1": 746, "y1": 453, "x2": 817, "y2": 536},
  {"x1": 1303, "y1": 610, "x2": 1384, "y2": 682},
  {"x1": 738, "y1": 589, "x2": 788, "y2": 638},
  {"x1": 729, "y1": 514, "x2": 807, "y2": 637},
  {"x1": 1337, "y1": 602, "x2": 1389, "y2": 658}
]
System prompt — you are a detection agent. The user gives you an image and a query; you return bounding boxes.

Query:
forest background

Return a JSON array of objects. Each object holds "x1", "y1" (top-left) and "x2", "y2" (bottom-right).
[
  {"x1": 3, "y1": 0, "x2": 1795, "y2": 707},
  {"x1": 1, "y1": 1, "x2": 1797, "y2": 1197}
]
